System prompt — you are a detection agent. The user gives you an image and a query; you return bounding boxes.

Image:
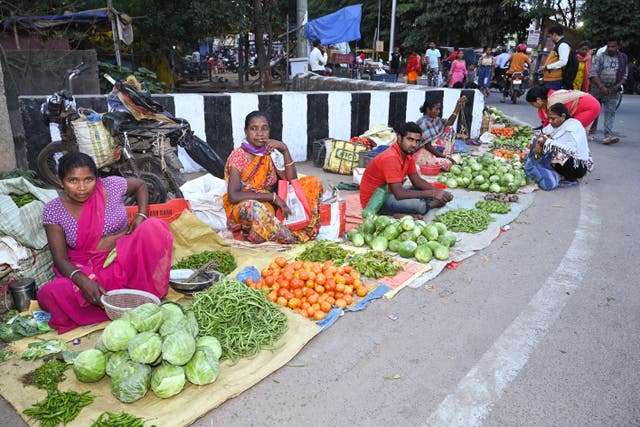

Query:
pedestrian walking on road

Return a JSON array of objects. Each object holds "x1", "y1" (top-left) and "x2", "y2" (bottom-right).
[
  {"x1": 589, "y1": 34, "x2": 628, "y2": 145},
  {"x1": 447, "y1": 50, "x2": 467, "y2": 88},
  {"x1": 477, "y1": 47, "x2": 495, "y2": 96}
]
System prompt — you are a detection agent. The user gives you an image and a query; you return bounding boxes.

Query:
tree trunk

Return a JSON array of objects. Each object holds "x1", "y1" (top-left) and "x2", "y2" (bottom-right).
[{"x1": 252, "y1": 0, "x2": 273, "y2": 91}]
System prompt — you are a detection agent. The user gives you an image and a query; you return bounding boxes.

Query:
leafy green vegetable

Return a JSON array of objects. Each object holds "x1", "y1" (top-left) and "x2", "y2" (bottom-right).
[
  {"x1": 102, "y1": 319, "x2": 137, "y2": 352},
  {"x1": 20, "y1": 339, "x2": 67, "y2": 361},
  {"x1": 296, "y1": 240, "x2": 354, "y2": 265},
  {"x1": 172, "y1": 250, "x2": 237, "y2": 275},
  {"x1": 128, "y1": 332, "x2": 163, "y2": 364},
  {"x1": 151, "y1": 363, "x2": 186, "y2": 398},
  {"x1": 27, "y1": 359, "x2": 67, "y2": 391},
  {"x1": 129, "y1": 303, "x2": 163, "y2": 333},
  {"x1": 73, "y1": 349, "x2": 106, "y2": 383},
  {"x1": 110, "y1": 361, "x2": 151, "y2": 403},
  {"x1": 196, "y1": 336, "x2": 222, "y2": 360},
  {"x1": 184, "y1": 348, "x2": 220, "y2": 385},
  {"x1": 106, "y1": 351, "x2": 130, "y2": 377},
  {"x1": 162, "y1": 331, "x2": 196, "y2": 366},
  {"x1": 346, "y1": 251, "x2": 404, "y2": 279}
]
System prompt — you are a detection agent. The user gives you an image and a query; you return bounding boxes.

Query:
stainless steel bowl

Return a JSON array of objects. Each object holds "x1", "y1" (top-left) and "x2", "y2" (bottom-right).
[{"x1": 169, "y1": 269, "x2": 223, "y2": 295}]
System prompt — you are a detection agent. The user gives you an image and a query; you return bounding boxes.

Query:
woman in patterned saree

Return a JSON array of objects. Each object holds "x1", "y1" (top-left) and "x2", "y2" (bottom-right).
[
  {"x1": 38, "y1": 152, "x2": 173, "y2": 333},
  {"x1": 223, "y1": 111, "x2": 322, "y2": 243}
]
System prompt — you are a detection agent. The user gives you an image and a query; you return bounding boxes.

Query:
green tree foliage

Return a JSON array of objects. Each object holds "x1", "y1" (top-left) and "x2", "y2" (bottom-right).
[{"x1": 581, "y1": 0, "x2": 640, "y2": 57}]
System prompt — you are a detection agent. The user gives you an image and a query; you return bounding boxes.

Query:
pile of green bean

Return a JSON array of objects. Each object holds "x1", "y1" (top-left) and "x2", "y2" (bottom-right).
[
  {"x1": 296, "y1": 240, "x2": 354, "y2": 266},
  {"x1": 91, "y1": 411, "x2": 146, "y2": 427},
  {"x1": 190, "y1": 278, "x2": 288, "y2": 362},
  {"x1": 475, "y1": 200, "x2": 511, "y2": 214},
  {"x1": 172, "y1": 250, "x2": 237, "y2": 275},
  {"x1": 23, "y1": 390, "x2": 94, "y2": 427},
  {"x1": 31, "y1": 359, "x2": 68, "y2": 391},
  {"x1": 435, "y1": 208, "x2": 494, "y2": 233},
  {"x1": 10, "y1": 193, "x2": 37, "y2": 208},
  {"x1": 346, "y1": 251, "x2": 404, "y2": 279}
]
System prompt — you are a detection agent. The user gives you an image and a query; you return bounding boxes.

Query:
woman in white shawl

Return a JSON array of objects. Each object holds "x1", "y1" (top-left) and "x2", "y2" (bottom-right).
[{"x1": 533, "y1": 103, "x2": 593, "y2": 181}]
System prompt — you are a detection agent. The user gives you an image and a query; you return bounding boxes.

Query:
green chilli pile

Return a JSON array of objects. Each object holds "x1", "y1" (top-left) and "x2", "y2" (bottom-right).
[
  {"x1": 172, "y1": 250, "x2": 237, "y2": 275},
  {"x1": 91, "y1": 411, "x2": 146, "y2": 427},
  {"x1": 190, "y1": 278, "x2": 288, "y2": 362},
  {"x1": 23, "y1": 390, "x2": 94, "y2": 427},
  {"x1": 435, "y1": 208, "x2": 495, "y2": 233},
  {"x1": 475, "y1": 200, "x2": 511, "y2": 214}
]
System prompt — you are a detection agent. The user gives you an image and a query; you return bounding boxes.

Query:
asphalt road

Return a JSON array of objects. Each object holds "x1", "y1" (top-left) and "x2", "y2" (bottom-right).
[{"x1": 2, "y1": 90, "x2": 638, "y2": 427}]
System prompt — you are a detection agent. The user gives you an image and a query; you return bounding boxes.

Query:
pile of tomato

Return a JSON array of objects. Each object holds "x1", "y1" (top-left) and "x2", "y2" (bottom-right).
[
  {"x1": 490, "y1": 127, "x2": 515, "y2": 138},
  {"x1": 244, "y1": 257, "x2": 369, "y2": 321}
]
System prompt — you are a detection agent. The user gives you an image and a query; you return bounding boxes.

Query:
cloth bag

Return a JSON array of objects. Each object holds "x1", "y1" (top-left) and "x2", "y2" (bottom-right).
[
  {"x1": 323, "y1": 140, "x2": 368, "y2": 175},
  {"x1": 276, "y1": 179, "x2": 311, "y2": 230},
  {"x1": 179, "y1": 174, "x2": 227, "y2": 230},
  {"x1": 71, "y1": 110, "x2": 119, "y2": 168},
  {"x1": 0, "y1": 178, "x2": 58, "y2": 250},
  {"x1": 524, "y1": 145, "x2": 561, "y2": 191}
]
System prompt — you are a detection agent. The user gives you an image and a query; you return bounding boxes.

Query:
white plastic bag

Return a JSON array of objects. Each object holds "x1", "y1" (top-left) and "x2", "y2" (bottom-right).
[{"x1": 179, "y1": 174, "x2": 227, "y2": 231}]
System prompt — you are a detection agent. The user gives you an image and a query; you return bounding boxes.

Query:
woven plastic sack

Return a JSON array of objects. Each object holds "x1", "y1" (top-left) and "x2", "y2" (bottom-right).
[
  {"x1": 72, "y1": 112, "x2": 119, "y2": 168},
  {"x1": 0, "y1": 178, "x2": 58, "y2": 250},
  {"x1": 323, "y1": 139, "x2": 368, "y2": 175}
]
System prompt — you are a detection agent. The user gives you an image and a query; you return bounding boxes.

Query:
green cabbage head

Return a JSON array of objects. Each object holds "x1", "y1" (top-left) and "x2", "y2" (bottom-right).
[
  {"x1": 184, "y1": 348, "x2": 220, "y2": 385},
  {"x1": 128, "y1": 331, "x2": 162, "y2": 364},
  {"x1": 110, "y1": 360, "x2": 151, "y2": 403},
  {"x1": 73, "y1": 349, "x2": 106, "y2": 383},
  {"x1": 162, "y1": 331, "x2": 196, "y2": 366},
  {"x1": 151, "y1": 363, "x2": 186, "y2": 398},
  {"x1": 102, "y1": 319, "x2": 137, "y2": 352},
  {"x1": 129, "y1": 303, "x2": 163, "y2": 332}
]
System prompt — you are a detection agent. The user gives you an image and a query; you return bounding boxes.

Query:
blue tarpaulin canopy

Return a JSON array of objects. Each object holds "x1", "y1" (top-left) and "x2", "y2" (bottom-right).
[
  {"x1": 304, "y1": 4, "x2": 362, "y2": 45},
  {"x1": 2, "y1": 9, "x2": 109, "y2": 31}
]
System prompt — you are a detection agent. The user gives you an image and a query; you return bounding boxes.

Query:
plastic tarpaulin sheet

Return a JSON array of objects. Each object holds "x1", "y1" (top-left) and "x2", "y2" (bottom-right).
[{"x1": 304, "y1": 4, "x2": 362, "y2": 44}]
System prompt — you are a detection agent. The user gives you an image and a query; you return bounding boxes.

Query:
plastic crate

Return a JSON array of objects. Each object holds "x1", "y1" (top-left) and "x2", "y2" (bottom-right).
[
  {"x1": 126, "y1": 198, "x2": 191, "y2": 223},
  {"x1": 372, "y1": 74, "x2": 397, "y2": 82}
]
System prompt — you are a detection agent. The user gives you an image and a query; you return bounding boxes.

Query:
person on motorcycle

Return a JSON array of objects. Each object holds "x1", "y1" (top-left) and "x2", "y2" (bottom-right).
[{"x1": 501, "y1": 43, "x2": 531, "y2": 102}]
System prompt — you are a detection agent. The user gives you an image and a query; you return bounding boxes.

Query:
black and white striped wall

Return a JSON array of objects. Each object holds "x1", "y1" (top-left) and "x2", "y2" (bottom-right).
[{"x1": 20, "y1": 88, "x2": 483, "y2": 173}]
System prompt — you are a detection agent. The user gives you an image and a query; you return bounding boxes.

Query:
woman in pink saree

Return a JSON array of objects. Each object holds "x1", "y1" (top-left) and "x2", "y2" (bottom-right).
[{"x1": 37, "y1": 152, "x2": 173, "y2": 333}]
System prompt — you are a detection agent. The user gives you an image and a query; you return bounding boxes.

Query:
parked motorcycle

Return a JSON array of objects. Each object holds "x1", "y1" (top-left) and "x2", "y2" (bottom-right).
[
  {"x1": 506, "y1": 71, "x2": 528, "y2": 104},
  {"x1": 37, "y1": 64, "x2": 186, "y2": 204}
]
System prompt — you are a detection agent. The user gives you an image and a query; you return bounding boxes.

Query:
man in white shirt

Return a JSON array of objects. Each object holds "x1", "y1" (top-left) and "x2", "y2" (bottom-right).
[
  {"x1": 424, "y1": 41, "x2": 442, "y2": 86},
  {"x1": 309, "y1": 40, "x2": 329, "y2": 75}
]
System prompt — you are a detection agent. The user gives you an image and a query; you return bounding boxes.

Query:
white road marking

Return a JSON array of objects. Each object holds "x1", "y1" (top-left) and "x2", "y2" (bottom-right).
[{"x1": 424, "y1": 186, "x2": 601, "y2": 427}]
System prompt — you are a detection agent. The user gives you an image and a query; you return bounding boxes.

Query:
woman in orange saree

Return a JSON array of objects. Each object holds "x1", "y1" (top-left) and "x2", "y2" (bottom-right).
[{"x1": 223, "y1": 111, "x2": 322, "y2": 243}]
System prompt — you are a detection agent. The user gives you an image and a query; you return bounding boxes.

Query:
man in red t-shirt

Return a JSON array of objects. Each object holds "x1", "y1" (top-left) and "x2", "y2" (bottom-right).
[{"x1": 360, "y1": 122, "x2": 453, "y2": 216}]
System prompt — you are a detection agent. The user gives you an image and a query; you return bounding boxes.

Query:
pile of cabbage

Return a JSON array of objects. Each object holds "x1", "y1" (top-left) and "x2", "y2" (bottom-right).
[{"x1": 72, "y1": 302, "x2": 222, "y2": 403}]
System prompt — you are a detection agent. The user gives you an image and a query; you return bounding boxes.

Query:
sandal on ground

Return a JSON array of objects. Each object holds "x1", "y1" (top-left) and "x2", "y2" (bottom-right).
[{"x1": 602, "y1": 136, "x2": 620, "y2": 145}]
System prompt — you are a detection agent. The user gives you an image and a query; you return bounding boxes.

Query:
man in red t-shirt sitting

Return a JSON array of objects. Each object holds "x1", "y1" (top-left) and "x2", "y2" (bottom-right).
[{"x1": 360, "y1": 122, "x2": 453, "y2": 216}]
